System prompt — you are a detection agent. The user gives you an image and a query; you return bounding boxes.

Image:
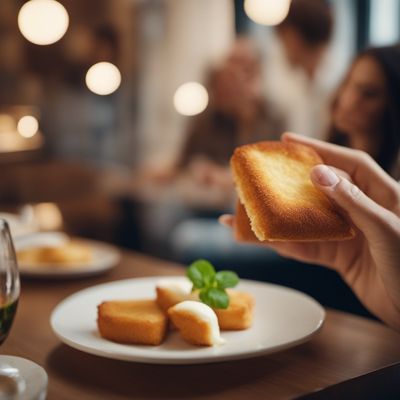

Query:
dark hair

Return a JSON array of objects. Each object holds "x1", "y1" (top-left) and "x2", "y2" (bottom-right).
[
  {"x1": 329, "y1": 44, "x2": 400, "y2": 175},
  {"x1": 277, "y1": 0, "x2": 333, "y2": 45}
]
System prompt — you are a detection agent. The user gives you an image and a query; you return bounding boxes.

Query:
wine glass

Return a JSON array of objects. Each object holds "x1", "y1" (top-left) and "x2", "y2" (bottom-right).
[
  {"x1": 0, "y1": 219, "x2": 47, "y2": 399},
  {"x1": 0, "y1": 219, "x2": 19, "y2": 345}
]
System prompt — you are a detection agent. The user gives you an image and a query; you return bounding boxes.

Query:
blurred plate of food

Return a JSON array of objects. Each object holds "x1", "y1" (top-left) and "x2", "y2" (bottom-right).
[{"x1": 16, "y1": 232, "x2": 121, "y2": 278}]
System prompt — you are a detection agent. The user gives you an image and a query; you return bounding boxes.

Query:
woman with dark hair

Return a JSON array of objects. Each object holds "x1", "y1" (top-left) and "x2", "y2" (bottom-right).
[{"x1": 329, "y1": 44, "x2": 400, "y2": 178}]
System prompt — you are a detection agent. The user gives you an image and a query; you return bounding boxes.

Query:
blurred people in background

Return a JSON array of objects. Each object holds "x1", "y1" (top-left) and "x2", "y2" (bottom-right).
[
  {"x1": 328, "y1": 44, "x2": 400, "y2": 179},
  {"x1": 160, "y1": 38, "x2": 283, "y2": 262},
  {"x1": 180, "y1": 37, "x2": 282, "y2": 167},
  {"x1": 276, "y1": 0, "x2": 332, "y2": 79},
  {"x1": 262, "y1": 0, "x2": 334, "y2": 138},
  {"x1": 175, "y1": 37, "x2": 282, "y2": 189}
]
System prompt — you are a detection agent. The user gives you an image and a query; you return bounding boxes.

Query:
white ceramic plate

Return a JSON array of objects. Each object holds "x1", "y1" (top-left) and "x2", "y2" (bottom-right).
[
  {"x1": 51, "y1": 277, "x2": 325, "y2": 364},
  {"x1": 18, "y1": 238, "x2": 121, "y2": 279}
]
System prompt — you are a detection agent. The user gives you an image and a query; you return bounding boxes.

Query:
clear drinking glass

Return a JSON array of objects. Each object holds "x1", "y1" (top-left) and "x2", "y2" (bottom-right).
[
  {"x1": 0, "y1": 218, "x2": 23, "y2": 397},
  {"x1": 0, "y1": 219, "x2": 19, "y2": 345},
  {"x1": 0, "y1": 219, "x2": 47, "y2": 399}
]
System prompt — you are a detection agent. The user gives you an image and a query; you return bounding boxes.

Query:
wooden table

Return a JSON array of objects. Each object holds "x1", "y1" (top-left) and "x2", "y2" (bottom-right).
[{"x1": 3, "y1": 250, "x2": 400, "y2": 399}]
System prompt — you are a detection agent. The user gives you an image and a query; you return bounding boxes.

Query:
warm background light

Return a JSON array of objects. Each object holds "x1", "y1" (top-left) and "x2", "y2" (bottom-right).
[
  {"x1": 17, "y1": 116, "x2": 39, "y2": 138},
  {"x1": 173, "y1": 82, "x2": 209, "y2": 116},
  {"x1": 18, "y1": 0, "x2": 69, "y2": 45},
  {"x1": 244, "y1": 0, "x2": 291, "y2": 26},
  {"x1": 85, "y1": 62, "x2": 122, "y2": 96},
  {"x1": 0, "y1": 114, "x2": 16, "y2": 133}
]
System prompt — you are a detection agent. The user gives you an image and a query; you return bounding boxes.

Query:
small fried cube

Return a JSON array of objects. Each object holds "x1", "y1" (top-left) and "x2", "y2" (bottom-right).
[
  {"x1": 97, "y1": 299, "x2": 167, "y2": 346},
  {"x1": 168, "y1": 301, "x2": 225, "y2": 346},
  {"x1": 215, "y1": 290, "x2": 255, "y2": 330}
]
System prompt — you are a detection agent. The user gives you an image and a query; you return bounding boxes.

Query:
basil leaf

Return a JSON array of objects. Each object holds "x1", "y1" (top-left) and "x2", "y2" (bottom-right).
[
  {"x1": 199, "y1": 287, "x2": 229, "y2": 309},
  {"x1": 215, "y1": 271, "x2": 239, "y2": 289},
  {"x1": 187, "y1": 259, "x2": 216, "y2": 289}
]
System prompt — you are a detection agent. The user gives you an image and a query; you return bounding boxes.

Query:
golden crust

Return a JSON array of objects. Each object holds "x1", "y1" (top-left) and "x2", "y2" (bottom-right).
[
  {"x1": 231, "y1": 141, "x2": 355, "y2": 241},
  {"x1": 215, "y1": 290, "x2": 254, "y2": 330},
  {"x1": 97, "y1": 299, "x2": 167, "y2": 346},
  {"x1": 156, "y1": 287, "x2": 186, "y2": 313},
  {"x1": 233, "y1": 200, "x2": 259, "y2": 243}
]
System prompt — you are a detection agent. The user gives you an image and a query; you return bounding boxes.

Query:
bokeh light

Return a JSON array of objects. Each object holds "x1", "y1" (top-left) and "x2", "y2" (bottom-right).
[
  {"x1": 85, "y1": 62, "x2": 122, "y2": 96},
  {"x1": 173, "y1": 82, "x2": 209, "y2": 116},
  {"x1": 18, "y1": 0, "x2": 69, "y2": 45},
  {"x1": 244, "y1": 0, "x2": 291, "y2": 26},
  {"x1": 17, "y1": 116, "x2": 39, "y2": 138}
]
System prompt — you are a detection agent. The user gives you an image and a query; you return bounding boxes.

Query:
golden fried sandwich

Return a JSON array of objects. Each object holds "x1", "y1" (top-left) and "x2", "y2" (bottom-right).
[
  {"x1": 97, "y1": 299, "x2": 168, "y2": 346},
  {"x1": 231, "y1": 141, "x2": 354, "y2": 242}
]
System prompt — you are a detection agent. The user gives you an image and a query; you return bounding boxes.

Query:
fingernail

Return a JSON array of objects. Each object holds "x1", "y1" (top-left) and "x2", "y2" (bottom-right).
[{"x1": 312, "y1": 165, "x2": 339, "y2": 187}]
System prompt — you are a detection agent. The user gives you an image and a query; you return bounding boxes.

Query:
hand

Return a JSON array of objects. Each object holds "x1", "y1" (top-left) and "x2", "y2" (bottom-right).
[{"x1": 220, "y1": 133, "x2": 400, "y2": 331}]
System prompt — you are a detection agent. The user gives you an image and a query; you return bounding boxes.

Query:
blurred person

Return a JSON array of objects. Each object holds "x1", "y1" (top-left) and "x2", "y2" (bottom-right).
[
  {"x1": 221, "y1": 132, "x2": 400, "y2": 331},
  {"x1": 276, "y1": 0, "x2": 333, "y2": 79},
  {"x1": 136, "y1": 0, "x2": 235, "y2": 175},
  {"x1": 177, "y1": 37, "x2": 283, "y2": 189},
  {"x1": 262, "y1": 0, "x2": 335, "y2": 138},
  {"x1": 160, "y1": 39, "x2": 283, "y2": 262},
  {"x1": 328, "y1": 44, "x2": 400, "y2": 179}
]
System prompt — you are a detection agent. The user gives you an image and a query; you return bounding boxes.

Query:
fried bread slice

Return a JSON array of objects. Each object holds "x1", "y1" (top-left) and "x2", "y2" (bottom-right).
[{"x1": 231, "y1": 141, "x2": 354, "y2": 241}]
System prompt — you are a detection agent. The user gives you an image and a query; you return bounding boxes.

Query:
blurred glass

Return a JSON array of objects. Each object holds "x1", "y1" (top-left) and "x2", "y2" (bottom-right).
[
  {"x1": 0, "y1": 220, "x2": 19, "y2": 346},
  {"x1": 0, "y1": 220, "x2": 47, "y2": 399}
]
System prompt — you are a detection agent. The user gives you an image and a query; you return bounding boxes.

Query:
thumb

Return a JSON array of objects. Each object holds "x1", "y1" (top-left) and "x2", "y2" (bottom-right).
[{"x1": 311, "y1": 165, "x2": 392, "y2": 240}]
